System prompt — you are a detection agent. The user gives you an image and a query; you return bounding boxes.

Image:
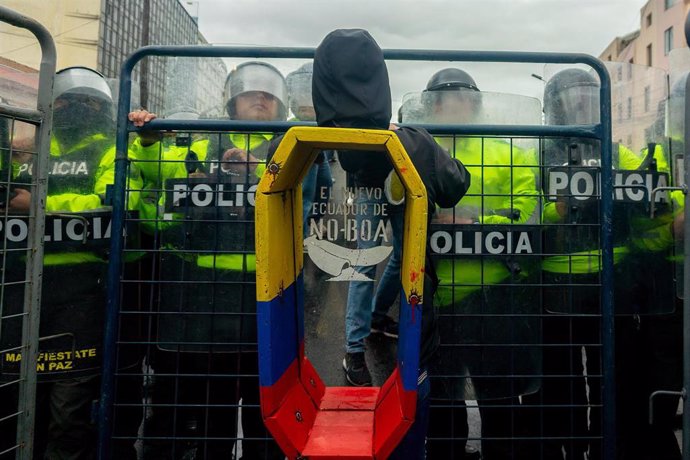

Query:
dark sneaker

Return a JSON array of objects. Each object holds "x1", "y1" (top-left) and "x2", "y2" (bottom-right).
[
  {"x1": 370, "y1": 316, "x2": 399, "y2": 339},
  {"x1": 342, "y1": 352, "x2": 372, "y2": 386},
  {"x1": 463, "y1": 445, "x2": 481, "y2": 460}
]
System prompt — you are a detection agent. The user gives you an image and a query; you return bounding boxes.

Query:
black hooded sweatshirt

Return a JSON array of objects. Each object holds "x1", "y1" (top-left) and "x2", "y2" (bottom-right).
[{"x1": 310, "y1": 28, "x2": 471, "y2": 366}]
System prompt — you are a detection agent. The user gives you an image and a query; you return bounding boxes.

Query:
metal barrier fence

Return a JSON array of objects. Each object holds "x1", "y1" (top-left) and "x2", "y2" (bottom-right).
[
  {"x1": 100, "y1": 46, "x2": 615, "y2": 460},
  {"x1": 680, "y1": 12, "x2": 690, "y2": 460},
  {"x1": 0, "y1": 6, "x2": 55, "y2": 460}
]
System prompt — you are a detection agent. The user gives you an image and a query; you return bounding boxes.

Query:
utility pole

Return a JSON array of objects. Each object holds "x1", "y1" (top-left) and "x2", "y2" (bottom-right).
[{"x1": 140, "y1": 0, "x2": 150, "y2": 108}]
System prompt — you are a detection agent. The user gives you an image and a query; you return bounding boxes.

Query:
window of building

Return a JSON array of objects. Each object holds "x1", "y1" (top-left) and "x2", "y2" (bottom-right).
[
  {"x1": 617, "y1": 103, "x2": 623, "y2": 122},
  {"x1": 646, "y1": 13, "x2": 652, "y2": 27},
  {"x1": 627, "y1": 59, "x2": 634, "y2": 80},
  {"x1": 644, "y1": 86, "x2": 650, "y2": 112},
  {"x1": 647, "y1": 44, "x2": 653, "y2": 66},
  {"x1": 617, "y1": 65, "x2": 623, "y2": 81},
  {"x1": 627, "y1": 97, "x2": 632, "y2": 119},
  {"x1": 665, "y1": 27, "x2": 674, "y2": 55},
  {"x1": 665, "y1": 0, "x2": 676, "y2": 10}
]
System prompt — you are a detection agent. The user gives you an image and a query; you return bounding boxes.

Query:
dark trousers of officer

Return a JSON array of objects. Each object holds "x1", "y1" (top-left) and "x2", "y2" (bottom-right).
[
  {"x1": 427, "y1": 283, "x2": 540, "y2": 460},
  {"x1": 0, "y1": 376, "x2": 101, "y2": 460},
  {"x1": 0, "y1": 372, "x2": 141, "y2": 460},
  {"x1": 522, "y1": 272, "x2": 602, "y2": 460},
  {"x1": 615, "y1": 309, "x2": 682, "y2": 460},
  {"x1": 0, "y1": 272, "x2": 142, "y2": 460},
  {"x1": 426, "y1": 397, "x2": 470, "y2": 458},
  {"x1": 615, "y1": 256, "x2": 681, "y2": 460},
  {"x1": 522, "y1": 315, "x2": 600, "y2": 460},
  {"x1": 143, "y1": 350, "x2": 283, "y2": 460}
]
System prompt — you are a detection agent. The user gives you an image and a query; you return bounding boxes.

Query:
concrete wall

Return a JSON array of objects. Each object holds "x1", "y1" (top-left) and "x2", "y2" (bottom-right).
[{"x1": 0, "y1": 0, "x2": 100, "y2": 71}]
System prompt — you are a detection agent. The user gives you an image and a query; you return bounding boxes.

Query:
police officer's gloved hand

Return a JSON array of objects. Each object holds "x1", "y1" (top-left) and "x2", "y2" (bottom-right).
[
  {"x1": 221, "y1": 148, "x2": 258, "y2": 176},
  {"x1": 7, "y1": 188, "x2": 30, "y2": 212},
  {"x1": 128, "y1": 109, "x2": 162, "y2": 146}
]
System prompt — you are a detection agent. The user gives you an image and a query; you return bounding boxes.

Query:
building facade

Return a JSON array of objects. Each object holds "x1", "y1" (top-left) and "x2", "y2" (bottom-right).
[
  {"x1": 0, "y1": 0, "x2": 226, "y2": 113},
  {"x1": 599, "y1": 0, "x2": 689, "y2": 150},
  {"x1": 600, "y1": 0, "x2": 690, "y2": 70}
]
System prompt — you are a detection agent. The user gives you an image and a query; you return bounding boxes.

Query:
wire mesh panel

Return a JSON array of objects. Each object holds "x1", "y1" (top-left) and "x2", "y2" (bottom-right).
[
  {"x1": 0, "y1": 103, "x2": 39, "y2": 460},
  {"x1": 398, "y1": 90, "x2": 546, "y2": 458},
  {"x1": 0, "y1": 6, "x2": 55, "y2": 460},
  {"x1": 112, "y1": 126, "x2": 286, "y2": 459},
  {"x1": 102, "y1": 47, "x2": 616, "y2": 460}
]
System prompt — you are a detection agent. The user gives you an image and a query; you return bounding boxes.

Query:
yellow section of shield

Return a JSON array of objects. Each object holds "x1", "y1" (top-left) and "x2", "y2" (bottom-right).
[{"x1": 255, "y1": 127, "x2": 428, "y2": 306}]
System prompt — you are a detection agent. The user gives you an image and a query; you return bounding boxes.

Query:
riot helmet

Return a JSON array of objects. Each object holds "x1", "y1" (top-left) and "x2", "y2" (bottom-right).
[
  {"x1": 224, "y1": 61, "x2": 288, "y2": 121},
  {"x1": 423, "y1": 68, "x2": 481, "y2": 123},
  {"x1": 286, "y1": 62, "x2": 314, "y2": 121},
  {"x1": 425, "y1": 68, "x2": 479, "y2": 92},
  {"x1": 52, "y1": 67, "x2": 115, "y2": 149},
  {"x1": 544, "y1": 68, "x2": 599, "y2": 125}
]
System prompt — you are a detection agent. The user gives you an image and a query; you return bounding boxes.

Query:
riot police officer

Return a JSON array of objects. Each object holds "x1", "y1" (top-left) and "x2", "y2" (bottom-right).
[
  {"x1": 418, "y1": 68, "x2": 541, "y2": 460},
  {"x1": 531, "y1": 67, "x2": 677, "y2": 460},
  {"x1": 130, "y1": 61, "x2": 286, "y2": 459},
  {"x1": 0, "y1": 67, "x2": 142, "y2": 459},
  {"x1": 614, "y1": 71, "x2": 682, "y2": 460}
]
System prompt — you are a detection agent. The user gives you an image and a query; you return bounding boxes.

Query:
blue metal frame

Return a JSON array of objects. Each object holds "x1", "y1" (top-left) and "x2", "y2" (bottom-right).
[{"x1": 100, "y1": 45, "x2": 614, "y2": 460}]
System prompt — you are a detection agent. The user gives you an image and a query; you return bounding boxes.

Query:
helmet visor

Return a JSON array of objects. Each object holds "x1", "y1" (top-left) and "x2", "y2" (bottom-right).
[
  {"x1": 225, "y1": 64, "x2": 287, "y2": 108},
  {"x1": 54, "y1": 69, "x2": 112, "y2": 104},
  {"x1": 550, "y1": 85, "x2": 599, "y2": 125}
]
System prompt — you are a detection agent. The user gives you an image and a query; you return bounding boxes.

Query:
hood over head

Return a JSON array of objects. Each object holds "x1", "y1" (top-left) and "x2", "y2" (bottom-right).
[{"x1": 313, "y1": 29, "x2": 392, "y2": 129}]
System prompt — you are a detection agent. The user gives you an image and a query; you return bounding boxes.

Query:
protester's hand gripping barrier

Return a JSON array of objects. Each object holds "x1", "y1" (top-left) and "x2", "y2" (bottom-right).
[{"x1": 255, "y1": 127, "x2": 427, "y2": 459}]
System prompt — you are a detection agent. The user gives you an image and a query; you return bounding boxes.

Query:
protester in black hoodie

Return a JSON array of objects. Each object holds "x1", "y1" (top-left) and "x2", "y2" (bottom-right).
[{"x1": 311, "y1": 28, "x2": 470, "y2": 458}]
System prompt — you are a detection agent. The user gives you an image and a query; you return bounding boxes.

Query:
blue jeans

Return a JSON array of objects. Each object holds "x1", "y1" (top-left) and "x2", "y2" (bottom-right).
[
  {"x1": 315, "y1": 157, "x2": 333, "y2": 201},
  {"x1": 389, "y1": 371, "x2": 431, "y2": 459},
  {"x1": 372, "y1": 204, "x2": 403, "y2": 323},
  {"x1": 302, "y1": 165, "x2": 318, "y2": 238},
  {"x1": 345, "y1": 192, "x2": 390, "y2": 353},
  {"x1": 303, "y1": 161, "x2": 333, "y2": 238}
]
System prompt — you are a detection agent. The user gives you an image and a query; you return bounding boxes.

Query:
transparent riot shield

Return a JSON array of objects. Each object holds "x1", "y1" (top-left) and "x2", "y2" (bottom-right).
[
  {"x1": 115, "y1": 56, "x2": 295, "y2": 458},
  {"x1": 163, "y1": 56, "x2": 227, "y2": 118},
  {"x1": 107, "y1": 78, "x2": 140, "y2": 114},
  {"x1": 156, "y1": 132, "x2": 263, "y2": 353},
  {"x1": 1, "y1": 69, "x2": 138, "y2": 381},
  {"x1": 404, "y1": 90, "x2": 542, "y2": 400},
  {"x1": 303, "y1": 148, "x2": 400, "y2": 385},
  {"x1": 610, "y1": 61, "x2": 675, "y2": 316},
  {"x1": 543, "y1": 62, "x2": 675, "y2": 315},
  {"x1": 669, "y1": 48, "x2": 690, "y2": 299}
]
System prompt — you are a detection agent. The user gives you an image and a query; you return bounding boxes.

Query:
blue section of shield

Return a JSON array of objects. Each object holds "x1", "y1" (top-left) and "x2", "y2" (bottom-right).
[
  {"x1": 397, "y1": 287, "x2": 422, "y2": 391},
  {"x1": 257, "y1": 272, "x2": 304, "y2": 387}
]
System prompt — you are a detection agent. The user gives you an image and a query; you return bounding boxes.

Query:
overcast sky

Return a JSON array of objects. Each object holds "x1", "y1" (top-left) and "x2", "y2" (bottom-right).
[{"x1": 186, "y1": 0, "x2": 649, "y2": 110}]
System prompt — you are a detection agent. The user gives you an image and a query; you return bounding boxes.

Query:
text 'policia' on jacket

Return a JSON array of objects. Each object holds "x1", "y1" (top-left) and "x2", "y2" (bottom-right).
[
  {"x1": 131, "y1": 131, "x2": 271, "y2": 352},
  {"x1": 0, "y1": 131, "x2": 143, "y2": 380},
  {"x1": 432, "y1": 137, "x2": 540, "y2": 305},
  {"x1": 541, "y1": 142, "x2": 673, "y2": 276},
  {"x1": 305, "y1": 28, "x2": 471, "y2": 366}
]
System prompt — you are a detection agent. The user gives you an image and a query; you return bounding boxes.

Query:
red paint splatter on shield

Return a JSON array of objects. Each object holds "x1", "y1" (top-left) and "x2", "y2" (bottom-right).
[{"x1": 408, "y1": 291, "x2": 421, "y2": 323}]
